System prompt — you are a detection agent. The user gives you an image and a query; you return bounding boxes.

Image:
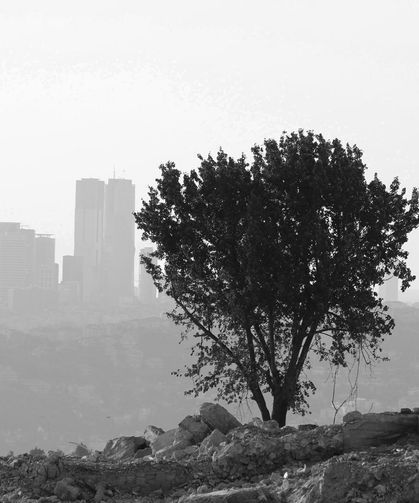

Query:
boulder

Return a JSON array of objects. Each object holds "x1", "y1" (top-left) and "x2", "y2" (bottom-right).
[
  {"x1": 297, "y1": 423, "x2": 318, "y2": 432},
  {"x1": 134, "y1": 447, "x2": 152, "y2": 459},
  {"x1": 199, "y1": 403, "x2": 241, "y2": 435},
  {"x1": 144, "y1": 425, "x2": 165, "y2": 444},
  {"x1": 71, "y1": 443, "x2": 90, "y2": 458},
  {"x1": 154, "y1": 427, "x2": 195, "y2": 460},
  {"x1": 261, "y1": 419, "x2": 280, "y2": 432},
  {"x1": 343, "y1": 412, "x2": 418, "y2": 451},
  {"x1": 342, "y1": 410, "x2": 363, "y2": 423},
  {"x1": 199, "y1": 429, "x2": 227, "y2": 457},
  {"x1": 213, "y1": 424, "x2": 343, "y2": 478},
  {"x1": 179, "y1": 415, "x2": 211, "y2": 443},
  {"x1": 54, "y1": 478, "x2": 81, "y2": 501},
  {"x1": 102, "y1": 436, "x2": 148, "y2": 461},
  {"x1": 212, "y1": 427, "x2": 287, "y2": 478},
  {"x1": 278, "y1": 425, "x2": 297, "y2": 436},
  {"x1": 151, "y1": 428, "x2": 177, "y2": 454},
  {"x1": 249, "y1": 417, "x2": 280, "y2": 432},
  {"x1": 174, "y1": 427, "x2": 195, "y2": 448},
  {"x1": 171, "y1": 445, "x2": 199, "y2": 461}
]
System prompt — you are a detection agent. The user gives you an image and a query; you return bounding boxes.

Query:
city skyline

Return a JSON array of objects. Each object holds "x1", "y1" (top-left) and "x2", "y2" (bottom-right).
[
  {"x1": 0, "y1": 175, "x2": 160, "y2": 310},
  {"x1": 1, "y1": 1, "x2": 419, "y2": 294}
]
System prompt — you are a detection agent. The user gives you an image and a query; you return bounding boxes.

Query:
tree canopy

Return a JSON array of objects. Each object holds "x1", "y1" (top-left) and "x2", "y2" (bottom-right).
[{"x1": 134, "y1": 130, "x2": 419, "y2": 425}]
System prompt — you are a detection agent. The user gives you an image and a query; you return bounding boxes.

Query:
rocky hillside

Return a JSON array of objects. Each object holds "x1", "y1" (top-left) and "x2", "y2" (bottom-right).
[{"x1": 3, "y1": 403, "x2": 419, "y2": 502}]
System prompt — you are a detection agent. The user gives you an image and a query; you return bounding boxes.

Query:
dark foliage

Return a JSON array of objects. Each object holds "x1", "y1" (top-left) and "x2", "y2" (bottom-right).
[{"x1": 134, "y1": 130, "x2": 419, "y2": 425}]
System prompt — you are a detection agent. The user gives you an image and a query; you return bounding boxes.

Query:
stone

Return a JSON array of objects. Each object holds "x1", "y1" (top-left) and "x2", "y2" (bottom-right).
[
  {"x1": 400, "y1": 408, "x2": 413, "y2": 414},
  {"x1": 151, "y1": 428, "x2": 177, "y2": 454},
  {"x1": 249, "y1": 417, "x2": 263, "y2": 428},
  {"x1": 102, "y1": 436, "x2": 148, "y2": 460},
  {"x1": 343, "y1": 412, "x2": 419, "y2": 451},
  {"x1": 199, "y1": 429, "x2": 228, "y2": 457},
  {"x1": 261, "y1": 419, "x2": 280, "y2": 432},
  {"x1": 54, "y1": 478, "x2": 81, "y2": 501},
  {"x1": 143, "y1": 425, "x2": 165, "y2": 444},
  {"x1": 199, "y1": 403, "x2": 242, "y2": 435},
  {"x1": 71, "y1": 443, "x2": 90, "y2": 458},
  {"x1": 134, "y1": 447, "x2": 152, "y2": 459},
  {"x1": 154, "y1": 427, "x2": 195, "y2": 460},
  {"x1": 179, "y1": 415, "x2": 211, "y2": 443},
  {"x1": 278, "y1": 425, "x2": 297, "y2": 436},
  {"x1": 172, "y1": 445, "x2": 199, "y2": 461},
  {"x1": 297, "y1": 424, "x2": 318, "y2": 431},
  {"x1": 342, "y1": 410, "x2": 363, "y2": 423},
  {"x1": 174, "y1": 427, "x2": 195, "y2": 448}
]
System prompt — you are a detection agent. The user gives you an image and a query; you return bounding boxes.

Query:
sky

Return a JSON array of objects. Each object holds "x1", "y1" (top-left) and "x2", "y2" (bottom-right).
[{"x1": 1, "y1": 0, "x2": 419, "y2": 295}]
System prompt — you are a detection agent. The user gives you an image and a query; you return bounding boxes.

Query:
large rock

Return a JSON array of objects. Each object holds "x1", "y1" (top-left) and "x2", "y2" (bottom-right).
[
  {"x1": 144, "y1": 425, "x2": 165, "y2": 444},
  {"x1": 295, "y1": 455, "x2": 419, "y2": 503},
  {"x1": 54, "y1": 478, "x2": 81, "y2": 501},
  {"x1": 179, "y1": 415, "x2": 211, "y2": 443},
  {"x1": 199, "y1": 403, "x2": 241, "y2": 435},
  {"x1": 102, "y1": 436, "x2": 148, "y2": 461},
  {"x1": 212, "y1": 426, "x2": 287, "y2": 478},
  {"x1": 151, "y1": 428, "x2": 177, "y2": 454},
  {"x1": 343, "y1": 412, "x2": 418, "y2": 451},
  {"x1": 155, "y1": 427, "x2": 195, "y2": 460},
  {"x1": 212, "y1": 424, "x2": 343, "y2": 479},
  {"x1": 174, "y1": 427, "x2": 195, "y2": 448},
  {"x1": 199, "y1": 429, "x2": 227, "y2": 457}
]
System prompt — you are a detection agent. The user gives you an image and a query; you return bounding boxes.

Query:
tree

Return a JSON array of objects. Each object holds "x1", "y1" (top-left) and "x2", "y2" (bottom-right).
[{"x1": 134, "y1": 130, "x2": 419, "y2": 426}]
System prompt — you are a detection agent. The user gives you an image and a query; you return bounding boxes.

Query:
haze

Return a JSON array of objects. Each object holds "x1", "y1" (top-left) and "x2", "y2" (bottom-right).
[{"x1": 1, "y1": 0, "x2": 419, "y2": 293}]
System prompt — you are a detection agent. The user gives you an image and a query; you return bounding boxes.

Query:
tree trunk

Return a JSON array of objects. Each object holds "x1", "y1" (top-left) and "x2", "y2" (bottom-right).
[
  {"x1": 252, "y1": 385, "x2": 271, "y2": 421},
  {"x1": 271, "y1": 392, "x2": 288, "y2": 427}
]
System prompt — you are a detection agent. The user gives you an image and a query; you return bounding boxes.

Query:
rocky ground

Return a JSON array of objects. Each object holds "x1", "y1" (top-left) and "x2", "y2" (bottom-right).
[{"x1": 2, "y1": 404, "x2": 419, "y2": 502}]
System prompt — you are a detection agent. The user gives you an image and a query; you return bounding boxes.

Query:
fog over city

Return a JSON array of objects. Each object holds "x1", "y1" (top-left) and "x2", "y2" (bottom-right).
[{"x1": 1, "y1": 0, "x2": 419, "y2": 457}]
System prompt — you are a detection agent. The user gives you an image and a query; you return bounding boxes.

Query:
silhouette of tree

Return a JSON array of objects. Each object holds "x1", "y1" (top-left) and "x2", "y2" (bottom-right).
[{"x1": 134, "y1": 130, "x2": 419, "y2": 426}]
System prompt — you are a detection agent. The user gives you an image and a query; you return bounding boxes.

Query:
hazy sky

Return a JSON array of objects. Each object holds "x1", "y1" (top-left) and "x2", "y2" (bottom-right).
[{"x1": 1, "y1": 1, "x2": 419, "y2": 293}]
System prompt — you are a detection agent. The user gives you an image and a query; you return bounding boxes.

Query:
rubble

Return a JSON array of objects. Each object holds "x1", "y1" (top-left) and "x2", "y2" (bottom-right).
[{"x1": 3, "y1": 404, "x2": 419, "y2": 502}]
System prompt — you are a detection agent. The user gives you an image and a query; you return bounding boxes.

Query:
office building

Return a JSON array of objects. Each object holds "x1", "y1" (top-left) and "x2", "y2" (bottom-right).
[
  {"x1": 34, "y1": 234, "x2": 59, "y2": 290},
  {"x1": 103, "y1": 178, "x2": 135, "y2": 303},
  {"x1": 0, "y1": 223, "x2": 35, "y2": 307},
  {"x1": 74, "y1": 178, "x2": 105, "y2": 302}
]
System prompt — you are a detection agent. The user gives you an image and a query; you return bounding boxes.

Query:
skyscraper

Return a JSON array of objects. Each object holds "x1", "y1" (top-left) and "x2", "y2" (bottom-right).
[
  {"x1": 103, "y1": 178, "x2": 135, "y2": 303},
  {"x1": 0, "y1": 223, "x2": 35, "y2": 307},
  {"x1": 34, "y1": 234, "x2": 58, "y2": 290},
  {"x1": 74, "y1": 178, "x2": 105, "y2": 302}
]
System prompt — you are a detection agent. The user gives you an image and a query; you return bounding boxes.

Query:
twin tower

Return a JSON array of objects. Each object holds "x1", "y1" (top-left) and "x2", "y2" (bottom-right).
[{"x1": 64, "y1": 177, "x2": 135, "y2": 305}]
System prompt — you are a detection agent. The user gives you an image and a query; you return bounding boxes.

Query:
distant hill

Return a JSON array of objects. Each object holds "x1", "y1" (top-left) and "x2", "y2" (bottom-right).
[{"x1": 0, "y1": 302, "x2": 418, "y2": 454}]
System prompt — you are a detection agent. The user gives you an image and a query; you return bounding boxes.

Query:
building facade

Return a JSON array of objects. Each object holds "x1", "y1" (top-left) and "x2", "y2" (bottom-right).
[
  {"x1": 73, "y1": 177, "x2": 135, "y2": 305},
  {"x1": 0, "y1": 223, "x2": 35, "y2": 307},
  {"x1": 74, "y1": 178, "x2": 105, "y2": 302},
  {"x1": 103, "y1": 178, "x2": 135, "y2": 303}
]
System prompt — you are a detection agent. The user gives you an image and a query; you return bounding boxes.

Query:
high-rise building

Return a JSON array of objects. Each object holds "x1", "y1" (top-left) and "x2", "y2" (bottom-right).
[
  {"x1": 60, "y1": 255, "x2": 83, "y2": 304},
  {"x1": 34, "y1": 234, "x2": 58, "y2": 290},
  {"x1": 0, "y1": 223, "x2": 35, "y2": 307},
  {"x1": 103, "y1": 178, "x2": 135, "y2": 303},
  {"x1": 74, "y1": 178, "x2": 105, "y2": 302},
  {"x1": 138, "y1": 247, "x2": 157, "y2": 304}
]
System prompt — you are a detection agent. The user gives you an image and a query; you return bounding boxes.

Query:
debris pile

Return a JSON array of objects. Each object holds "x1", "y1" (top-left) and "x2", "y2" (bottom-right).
[{"x1": 2, "y1": 404, "x2": 419, "y2": 502}]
